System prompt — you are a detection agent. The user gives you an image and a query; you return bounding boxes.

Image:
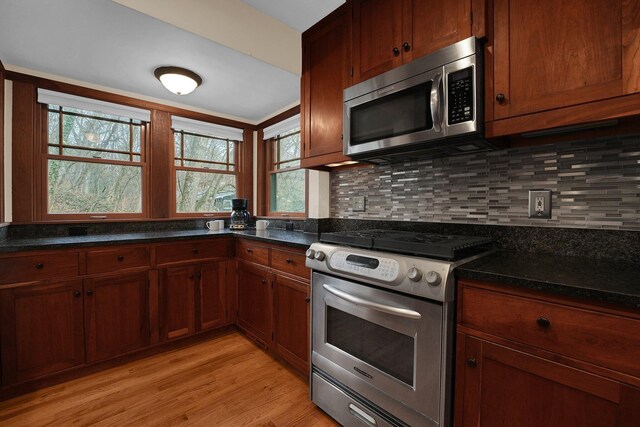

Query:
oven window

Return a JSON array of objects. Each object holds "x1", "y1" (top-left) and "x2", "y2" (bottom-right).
[
  {"x1": 327, "y1": 306, "x2": 414, "y2": 386},
  {"x1": 349, "y1": 82, "x2": 432, "y2": 146}
]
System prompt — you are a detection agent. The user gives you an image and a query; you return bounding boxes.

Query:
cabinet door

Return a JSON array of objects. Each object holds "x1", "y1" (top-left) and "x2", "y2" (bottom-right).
[
  {"x1": 84, "y1": 272, "x2": 150, "y2": 363},
  {"x1": 197, "y1": 262, "x2": 226, "y2": 332},
  {"x1": 159, "y1": 266, "x2": 196, "y2": 341},
  {"x1": 273, "y1": 275, "x2": 310, "y2": 374},
  {"x1": 456, "y1": 334, "x2": 640, "y2": 426},
  {"x1": 493, "y1": 0, "x2": 640, "y2": 120},
  {"x1": 352, "y1": 0, "x2": 403, "y2": 83},
  {"x1": 236, "y1": 261, "x2": 271, "y2": 346},
  {"x1": 403, "y1": 0, "x2": 471, "y2": 62},
  {"x1": 0, "y1": 281, "x2": 85, "y2": 385},
  {"x1": 301, "y1": 4, "x2": 352, "y2": 166}
]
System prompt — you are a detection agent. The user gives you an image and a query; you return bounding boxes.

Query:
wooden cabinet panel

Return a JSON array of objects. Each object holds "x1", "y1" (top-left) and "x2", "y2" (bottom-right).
[
  {"x1": 84, "y1": 272, "x2": 150, "y2": 363},
  {"x1": 456, "y1": 335, "x2": 640, "y2": 427},
  {"x1": 86, "y1": 246, "x2": 149, "y2": 275},
  {"x1": 270, "y1": 248, "x2": 310, "y2": 280},
  {"x1": 493, "y1": 0, "x2": 640, "y2": 120},
  {"x1": 0, "y1": 252, "x2": 79, "y2": 285},
  {"x1": 197, "y1": 262, "x2": 226, "y2": 332},
  {"x1": 236, "y1": 261, "x2": 271, "y2": 346},
  {"x1": 0, "y1": 281, "x2": 85, "y2": 385},
  {"x1": 273, "y1": 275, "x2": 310, "y2": 374},
  {"x1": 235, "y1": 240, "x2": 269, "y2": 266},
  {"x1": 159, "y1": 266, "x2": 196, "y2": 341},
  {"x1": 155, "y1": 239, "x2": 231, "y2": 266},
  {"x1": 460, "y1": 284, "x2": 640, "y2": 378},
  {"x1": 301, "y1": 4, "x2": 352, "y2": 167}
]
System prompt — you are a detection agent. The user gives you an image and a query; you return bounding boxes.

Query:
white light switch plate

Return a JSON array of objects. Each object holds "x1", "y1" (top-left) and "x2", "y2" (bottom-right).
[{"x1": 528, "y1": 190, "x2": 551, "y2": 219}]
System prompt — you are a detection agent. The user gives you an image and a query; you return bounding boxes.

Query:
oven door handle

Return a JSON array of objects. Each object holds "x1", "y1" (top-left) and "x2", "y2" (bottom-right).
[{"x1": 323, "y1": 284, "x2": 422, "y2": 320}]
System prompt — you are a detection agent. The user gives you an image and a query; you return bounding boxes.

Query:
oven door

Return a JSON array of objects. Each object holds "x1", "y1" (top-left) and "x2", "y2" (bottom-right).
[{"x1": 312, "y1": 272, "x2": 444, "y2": 424}]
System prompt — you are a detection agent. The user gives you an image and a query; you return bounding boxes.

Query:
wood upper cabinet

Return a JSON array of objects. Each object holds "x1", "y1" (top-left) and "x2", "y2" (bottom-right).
[
  {"x1": 273, "y1": 274, "x2": 310, "y2": 374},
  {"x1": 352, "y1": 0, "x2": 472, "y2": 83},
  {"x1": 159, "y1": 265, "x2": 196, "y2": 341},
  {"x1": 456, "y1": 335, "x2": 640, "y2": 427},
  {"x1": 84, "y1": 272, "x2": 150, "y2": 363},
  {"x1": 301, "y1": 3, "x2": 352, "y2": 168},
  {"x1": 197, "y1": 262, "x2": 226, "y2": 332},
  {"x1": 0, "y1": 281, "x2": 85, "y2": 385},
  {"x1": 492, "y1": 0, "x2": 640, "y2": 121},
  {"x1": 236, "y1": 261, "x2": 272, "y2": 347}
]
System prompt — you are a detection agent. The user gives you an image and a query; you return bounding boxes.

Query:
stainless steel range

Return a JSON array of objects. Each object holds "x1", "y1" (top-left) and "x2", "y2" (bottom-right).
[{"x1": 305, "y1": 230, "x2": 493, "y2": 427}]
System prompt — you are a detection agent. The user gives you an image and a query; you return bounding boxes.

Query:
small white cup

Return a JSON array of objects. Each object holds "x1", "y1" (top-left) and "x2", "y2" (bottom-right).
[
  {"x1": 256, "y1": 220, "x2": 270, "y2": 230},
  {"x1": 216, "y1": 219, "x2": 225, "y2": 230},
  {"x1": 206, "y1": 220, "x2": 220, "y2": 231}
]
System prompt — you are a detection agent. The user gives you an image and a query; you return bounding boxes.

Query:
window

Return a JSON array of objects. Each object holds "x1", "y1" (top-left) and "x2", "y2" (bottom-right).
[
  {"x1": 172, "y1": 116, "x2": 242, "y2": 215},
  {"x1": 40, "y1": 90, "x2": 150, "y2": 219},
  {"x1": 264, "y1": 114, "x2": 306, "y2": 216}
]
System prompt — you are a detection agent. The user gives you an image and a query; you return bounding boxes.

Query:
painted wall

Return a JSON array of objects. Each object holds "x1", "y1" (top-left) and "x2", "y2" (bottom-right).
[{"x1": 331, "y1": 135, "x2": 640, "y2": 231}]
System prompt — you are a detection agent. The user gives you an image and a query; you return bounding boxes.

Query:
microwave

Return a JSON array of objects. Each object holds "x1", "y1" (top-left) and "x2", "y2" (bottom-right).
[{"x1": 344, "y1": 37, "x2": 496, "y2": 163}]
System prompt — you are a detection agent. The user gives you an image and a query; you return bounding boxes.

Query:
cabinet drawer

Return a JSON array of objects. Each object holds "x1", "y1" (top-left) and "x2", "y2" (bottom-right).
[
  {"x1": 271, "y1": 248, "x2": 310, "y2": 279},
  {"x1": 0, "y1": 252, "x2": 79, "y2": 285},
  {"x1": 461, "y1": 285, "x2": 640, "y2": 378},
  {"x1": 86, "y1": 247, "x2": 150, "y2": 274},
  {"x1": 156, "y1": 240, "x2": 230, "y2": 265},
  {"x1": 235, "y1": 240, "x2": 269, "y2": 265}
]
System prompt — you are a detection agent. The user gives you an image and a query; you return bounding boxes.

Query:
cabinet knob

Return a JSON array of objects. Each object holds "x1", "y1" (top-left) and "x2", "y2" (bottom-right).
[
  {"x1": 117, "y1": 255, "x2": 124, "y2": 261},
  {"x1": 496, "y1": 93, "x2": 506, "y2": 103},
  {"x1": 87, "y1": 289, "x2": 93, "y2": 296},
  {"x1": 247, "y1": 248, "x2": 253, "y2": 254},
  {"x1": 402, "y1": 42, "x2": 410, "y2": 52},
  {"x1": 286, "y1": 258, "x2": 293, "y2": 264},
  {"x1": 197, "y1": 272, "x2": 202, "y2": 279},
  {"x1": 536, "y1": 316, "x2": 551, "y2": 329},
  {"x1": 261, "y1": 278, "x2": 267, "y2": 284},
  {"x1": 392, "y1": 47, "x2": 400, "y2": 57},
  {"x1": 74, "y1": 290, "x2": 81, "y2": 298},
  {"x1": 35, "y1": 263, "x2": 44, "y2": 270},
  {"x1": 467, "y1": 358, "x2": 477, "y2": 368},
  {"x1": 305, "y1": 297, "x2": 311, "y2": 303},
  {"x1": 192, "y1": 248, "x2": 199, "y2": 254}
]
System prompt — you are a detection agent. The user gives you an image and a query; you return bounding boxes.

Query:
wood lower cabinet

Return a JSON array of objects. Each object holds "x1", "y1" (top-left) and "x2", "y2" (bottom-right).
[
  {"x1": 237, "y1": 261, "x2": 272, "y2": 346},
  {"x1": 273, "y1": 274, "x2": 310, "y2": 374},
  {"x1": 197, "y1": 262, "x2": 227, "y2": 332},
  {"x1": 159, "y1": 265, "x2": 196, "y2": 341},
  {"x1": 84, "y1": 272, "x2": 150, "y2": 363},
  {"x1": 0, "y1": 281, "x2": 85, "y2": 385}
]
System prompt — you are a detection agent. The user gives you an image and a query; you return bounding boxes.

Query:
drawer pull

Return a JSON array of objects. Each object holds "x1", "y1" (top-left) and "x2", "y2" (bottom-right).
[
  {"x1": 247, "y1": 248, "x2": 253, "y2": 254},
  {"x1": 35, "y1": 263, "x2": 44, "y2": 270},
  {"x1": 536, "y1": 316, "x2": 551, "y2": 329},
  {"x1": 467, "y1": 358, "x2": 477, "y2": 368},
  {"x1": 117, "y1": 255, "x2": 125, "y2": 261},
  {"x1": 192, "y1": 248, "x2": 199, "y2": 254},
  {"x1": 74, "y1": 290, "x2": 81, "y2": 298},
  {"x1": 286, "y1": 258, "x2": 293, "y2": 264},
  {"x1": 87, "y1": 289, "x2": 93, "y2": 296}
]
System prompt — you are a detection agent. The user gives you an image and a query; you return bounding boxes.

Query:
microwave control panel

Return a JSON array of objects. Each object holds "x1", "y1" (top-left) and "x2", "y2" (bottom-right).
[{"x1": 447, "y1": 67, "x2": 474, "y2": 125}]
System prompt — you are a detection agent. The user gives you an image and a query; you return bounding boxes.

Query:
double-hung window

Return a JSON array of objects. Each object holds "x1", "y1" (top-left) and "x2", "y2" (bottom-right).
[
  {"x1": 172, "y1": 116, "x2": 242, "y2": 215},
  {"x1": 39, "y1": 89, "x2": 149, "y2": 220},
  {"x1": 264, "y1": 114, "x2": 306, "y2": 216}
]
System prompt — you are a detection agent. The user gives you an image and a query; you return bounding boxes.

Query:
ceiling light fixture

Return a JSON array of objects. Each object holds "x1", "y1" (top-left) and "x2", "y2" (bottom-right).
[{"x1": 154, "y1": 66, "x2": 202, "y2": 95}]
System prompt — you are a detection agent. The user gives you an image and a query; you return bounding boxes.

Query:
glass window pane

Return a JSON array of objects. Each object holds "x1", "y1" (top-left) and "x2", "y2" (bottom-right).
[
  {"x1": 183, "y1": 134, "x2": 228, "y2": 163},
  {"x1": 132, "y1": 125, "x2": 141, "y2": 153},
  {"x1": 176, "y1": 170, "x2": 236, "y2": 213},
  {"x1": 228, "y1": 142, "x2": 235, "y2": 165},
  {"x1": 277, "y1": 132, "x2": 301, "y2": 163},
  {"x1": 61, "y1": 148, "x2": 131, "y2": 161},
  {"x1": 48, "y1": 112, "x2": 60, "y2": 146},
  {"x1": 48, "y1": 146, "x2": 60, "y2": 155},
  {"x1": 47, "y1": 160, "x2": 142, "y2": 214},
  {"x1": 61, "y1": 106, "x2": 132, "y2": 122},
  {"x1": 174, "y1": 132, "x2": 182, "y2": 158},
  {"x1": 62, "y1": 114, "x2": 134, "y2": 153},
  {"x1": 270, "y1": 169, "x2": 305, "y2": 213}
]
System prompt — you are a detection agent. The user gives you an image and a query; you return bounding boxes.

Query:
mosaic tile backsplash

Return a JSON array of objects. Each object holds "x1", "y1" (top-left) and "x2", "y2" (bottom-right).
[{"x1": 330, "y1": 135, "x2": 640, "y2": 231}]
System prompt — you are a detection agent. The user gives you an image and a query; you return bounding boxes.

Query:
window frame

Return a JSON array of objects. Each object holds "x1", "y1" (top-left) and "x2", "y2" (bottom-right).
[
  {"x1": 265, "y1": 128, "x2": 307, "y2": 218},
  {"x1": 171, "y1": 128, "x2": 240, "y2": 218},
  {"x1": 38, "y1": 103, "x2": 150, "y2": 221}
]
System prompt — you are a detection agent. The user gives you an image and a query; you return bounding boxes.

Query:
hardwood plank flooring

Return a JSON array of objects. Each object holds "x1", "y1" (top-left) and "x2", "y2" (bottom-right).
[{"x1": 0, "y1": 331, "x2": 338, "y2": 426}]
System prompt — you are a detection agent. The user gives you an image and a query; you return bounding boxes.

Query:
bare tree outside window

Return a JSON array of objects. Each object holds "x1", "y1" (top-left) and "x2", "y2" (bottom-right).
[{"x1": 269, "y1": 129, "x2": 305, "y2": 213}]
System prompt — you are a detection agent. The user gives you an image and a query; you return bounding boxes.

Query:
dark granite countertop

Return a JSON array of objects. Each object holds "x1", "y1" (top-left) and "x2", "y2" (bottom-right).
[
  {"x1": 457, "y1": 251, "x2": 640, "y2": 309},
  {"x1": 0, "y1": 228, "x2": 318, "y2": 253}
]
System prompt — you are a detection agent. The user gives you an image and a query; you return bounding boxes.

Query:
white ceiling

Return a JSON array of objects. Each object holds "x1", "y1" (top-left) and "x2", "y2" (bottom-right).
[{"x1": 0, "y1": 0, "x2": 342, "y2": 123}]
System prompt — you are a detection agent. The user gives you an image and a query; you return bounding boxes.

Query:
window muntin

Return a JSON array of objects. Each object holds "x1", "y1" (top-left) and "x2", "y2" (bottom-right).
[
  {"x1": 45, "y1": 104, "x2": 145, "y2": 216},
  {"x1": 173, "y1": 129, "x2": 238, "y2": 214},
  {"x1": 269, "y1": 129, "x2": 305, "y2": 215}
]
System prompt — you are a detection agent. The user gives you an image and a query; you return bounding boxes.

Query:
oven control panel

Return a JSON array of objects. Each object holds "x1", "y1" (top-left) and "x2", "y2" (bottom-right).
[{"x1": 329, "y1": 250, "x2": 400, "y2": 282}]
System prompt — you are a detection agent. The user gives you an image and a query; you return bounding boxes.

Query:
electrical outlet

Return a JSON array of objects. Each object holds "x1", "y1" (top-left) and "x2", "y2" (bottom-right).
[
  {"x1": 350, "y1": 196, "x2": 366, "y2": 212},
  {"x1": 528, "y1": 190, "x2": 552, "y2": 219}
]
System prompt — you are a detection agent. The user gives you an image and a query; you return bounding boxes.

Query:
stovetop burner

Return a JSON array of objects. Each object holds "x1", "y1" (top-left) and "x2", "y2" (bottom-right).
[{"x1": 320, "y1": 229, "x2": 493, "y2": 260}]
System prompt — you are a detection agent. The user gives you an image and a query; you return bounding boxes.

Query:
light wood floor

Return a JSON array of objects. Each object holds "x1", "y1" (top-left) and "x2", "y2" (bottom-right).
[{"x1": 0, "y1": 331, "x2": 338, "y2": 426}]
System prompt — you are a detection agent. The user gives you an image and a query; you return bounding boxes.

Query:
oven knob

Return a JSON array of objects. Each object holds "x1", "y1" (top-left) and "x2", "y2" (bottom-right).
[
  {"x1": 426, "y1": 271, "x2": 442, "y2": 286},
  {"x1": 305, "y1": 249, "x2": 316, "y2": 259},
  {"x1": 314, "y1": 251, "x2": 326, "y2": 261},
  {"x1": 407, "y1": 267, "x2": 422, "y2": 282}
]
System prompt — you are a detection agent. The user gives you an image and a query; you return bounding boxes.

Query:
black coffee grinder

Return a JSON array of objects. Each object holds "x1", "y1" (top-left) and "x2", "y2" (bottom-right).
[{"x1": 230, "y1": 198, "x2": 251, "y2": 230}]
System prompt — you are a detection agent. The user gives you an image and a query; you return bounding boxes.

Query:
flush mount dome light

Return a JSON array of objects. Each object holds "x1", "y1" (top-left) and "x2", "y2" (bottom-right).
[{"x1": 154, "y1": 66, "x2": 202, "y2": 95}]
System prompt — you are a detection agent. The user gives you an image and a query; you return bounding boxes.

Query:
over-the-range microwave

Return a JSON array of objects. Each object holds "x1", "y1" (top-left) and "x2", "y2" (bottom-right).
[{"x1": 344, "y1": 37, "x2": 498, "y2": 163}]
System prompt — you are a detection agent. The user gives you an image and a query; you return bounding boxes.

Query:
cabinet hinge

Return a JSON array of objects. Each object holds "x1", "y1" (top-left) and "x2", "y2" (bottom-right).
[{"x1": 350, "y1": 66, "x2": 354, "y2": 77}]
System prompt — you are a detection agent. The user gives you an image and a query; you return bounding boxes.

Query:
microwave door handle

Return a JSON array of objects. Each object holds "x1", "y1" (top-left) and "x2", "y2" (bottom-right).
[
  {"x1": 322, "y1": 284, "x2": 422, "y2": 320},
  {"x1": 430, "y1": 73, "x2": 444, "y2": 133}
]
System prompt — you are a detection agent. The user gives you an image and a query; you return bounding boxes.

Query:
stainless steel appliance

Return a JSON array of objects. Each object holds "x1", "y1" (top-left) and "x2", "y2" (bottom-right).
[
  {"x1": 306, "y1": 230, "x2": 493, "y2": 427},
  {"x1": 343, "y1": 37, "x2": 496, "y2": 163},
  {"x1": 229, "y1": 198, "x2": 250, "y2": 230}
]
